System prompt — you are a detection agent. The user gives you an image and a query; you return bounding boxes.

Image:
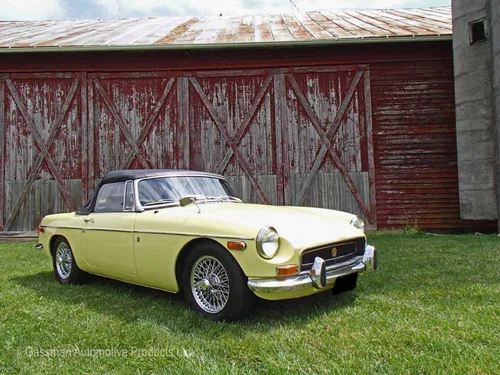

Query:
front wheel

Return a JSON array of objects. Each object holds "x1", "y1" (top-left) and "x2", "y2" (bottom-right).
[
  {"x1": 52, "y1": 237, "x2": 86, "y2": 284},
  {"x1": 182, "y1": 243, "x2": 254, "y2": 321}
]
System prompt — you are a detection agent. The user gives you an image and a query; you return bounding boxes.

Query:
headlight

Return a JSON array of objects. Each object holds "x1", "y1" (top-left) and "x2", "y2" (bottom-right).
[
  {"x1": 256, "y1": 226, "x2": 279, "y2": 259},
  {"x1": 350, "y1": 216, "x2": 365, "y2": 230}
]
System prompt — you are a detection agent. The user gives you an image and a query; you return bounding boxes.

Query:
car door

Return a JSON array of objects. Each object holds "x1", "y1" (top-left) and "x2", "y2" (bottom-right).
[{"x1": 80, "y1": 180, "x2": 138, "y2": 276}]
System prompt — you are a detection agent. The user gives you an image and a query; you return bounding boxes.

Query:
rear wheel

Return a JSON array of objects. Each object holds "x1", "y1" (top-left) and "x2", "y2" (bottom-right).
[
  {"x1": 52, "y1": 237, "x2": 86, "y2": 284},
  {"x1": 332, "y1": 273, "x2": 358, "y2": 295},
  {"x1": 182, "y1": 243, "x2": 254, "y2": 321}
]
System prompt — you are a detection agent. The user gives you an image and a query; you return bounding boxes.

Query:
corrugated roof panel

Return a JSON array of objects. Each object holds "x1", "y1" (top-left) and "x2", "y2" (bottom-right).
[
  {"x1": 215, "y1": 16, "x2": 244, "y2": 43},
  {"x1": 176, "y1": 17, "x2": 212, "y2": 43},
  {"x1": 236, "y1": 15, "x2": 255, "y2": 43},
  {"x1": 129, "y1": 17, "x2": 191, "y2": 45},
  {"x1": 253, "y1": 15, "x2": 273, "y2": 42},
  {"x1": 335, "y1": 10, "x2": 390, "y2": 36},
  {"x1": 292, "y1": 12, "x2": 334, "y2": 39},
  {"x1": 391, "y1": 8, "x2": 452, "y2": 30},
  {"x1": 104, "y1": 18, "x2": 163, "y2": 45},
  {"x1": 75, "y1": 18, "x2": 146, "y2": 46},
  {"x1": 268, "y1": 15, "x2": 294, "y2": 41},
  {"x1": 31, "y1": 20, "x2": 105, "y2": 47},
  {"x1": 350, "y1": 10, "x2": 410, "y2": 36},
  {"x1": 281, "y1": 13, "x2": 314, "y2": 40},
  {"x1": 0, "y1": 7, "x2": 452, "y2": 51},
  {"x1": 25, "y1": 20, "x2": 97, "y2": 46},
  {"x1": 318, "y1": 10, "x2": 374, "y2": 38},
  {"x1": 364, "y1": 10, "x2": 436, "y2": 35},
  {"x1": 0, "y1": 21, "x2": 56, "y2": 45},
  {"x1": 156, "y1": 18, "x2": 200, "y2": 44}
]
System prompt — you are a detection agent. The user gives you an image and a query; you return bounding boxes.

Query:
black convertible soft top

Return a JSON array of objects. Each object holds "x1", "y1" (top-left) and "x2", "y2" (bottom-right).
[
  {"x1": 77, "y1": 169, "x2": 226, "y2": 215},
  {"x1": 101, "y1": 169, "x2": 224, "y2": 184}
]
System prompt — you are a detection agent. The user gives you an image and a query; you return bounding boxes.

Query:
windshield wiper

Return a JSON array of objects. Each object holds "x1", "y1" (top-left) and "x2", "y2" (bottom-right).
[
  {"x1": 143, "y1": 199, "x2": 175, "y2": 206},
  {"x1": 202, "y1": 196, "x2": 242, "y2": 203},
  {"x1": 218, "y1": 196, "x2": 242, "y2": 202}
]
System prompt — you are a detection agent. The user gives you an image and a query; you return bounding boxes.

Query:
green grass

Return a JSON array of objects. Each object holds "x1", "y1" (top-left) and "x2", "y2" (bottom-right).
[{"x1": 0, "y1": 234, "x2": 499, "y2": 374}]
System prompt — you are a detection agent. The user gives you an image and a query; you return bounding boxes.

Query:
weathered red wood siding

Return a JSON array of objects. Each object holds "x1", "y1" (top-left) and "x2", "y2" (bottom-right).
[
  {"x1": 370, "y1": 60, "x2": 460, "y2": 229},
  {"x1": 0, "y1": 41, "x2": 473, "y2": 231}
]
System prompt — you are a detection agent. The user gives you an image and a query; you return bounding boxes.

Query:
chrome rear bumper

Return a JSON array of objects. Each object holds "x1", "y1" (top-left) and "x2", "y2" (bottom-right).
[{"x1": 247, "y1": 245, "x2": 377, "y2": 300}]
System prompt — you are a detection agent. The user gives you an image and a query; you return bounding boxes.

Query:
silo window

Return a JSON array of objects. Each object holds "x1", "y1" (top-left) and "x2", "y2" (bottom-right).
[{"x1": 469, "y1": 19, "x2": 486, "y2": 44}]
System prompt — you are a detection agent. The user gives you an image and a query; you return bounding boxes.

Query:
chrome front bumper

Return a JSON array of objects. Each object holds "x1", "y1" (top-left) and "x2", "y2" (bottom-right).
[{"x1": 247, "y1": 245, "x2": 377, "y2": 300}]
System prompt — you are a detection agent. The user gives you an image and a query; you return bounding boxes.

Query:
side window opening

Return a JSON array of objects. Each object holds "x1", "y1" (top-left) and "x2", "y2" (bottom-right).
[
  {"x1": 124, "y1": 180, "x2": 135, "y2": 211},
  {"x1": 94, "y1": 182, "x2": 126, "y2": 213}
]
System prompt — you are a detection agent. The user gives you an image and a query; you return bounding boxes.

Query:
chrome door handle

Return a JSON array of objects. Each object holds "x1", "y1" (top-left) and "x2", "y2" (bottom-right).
[{"x1": 84, "y1": 218, "x2": 94, "y2": 223}]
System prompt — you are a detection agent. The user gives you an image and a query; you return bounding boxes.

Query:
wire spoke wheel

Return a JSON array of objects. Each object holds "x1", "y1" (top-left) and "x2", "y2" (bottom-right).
[
  {"x1": 55, "y1": 241, "x2": 73, "y2": 280},
  {"x1": 190, "y1": 255, "x2": 230, "y2": 314}
]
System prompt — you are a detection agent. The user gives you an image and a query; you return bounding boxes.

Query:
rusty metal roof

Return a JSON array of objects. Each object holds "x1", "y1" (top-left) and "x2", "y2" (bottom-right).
[{"x1": 0, "y1": 7, "x2": 452, "y2": 52}]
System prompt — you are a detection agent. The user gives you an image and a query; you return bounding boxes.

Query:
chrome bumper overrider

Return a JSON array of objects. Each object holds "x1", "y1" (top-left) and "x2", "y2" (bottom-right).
[
  {"x1": 35, "y1": 243, "x2": 43, "y2": 250},
  {"x1": 247, "y1": 245, "x2": 377, "y2": 296}
]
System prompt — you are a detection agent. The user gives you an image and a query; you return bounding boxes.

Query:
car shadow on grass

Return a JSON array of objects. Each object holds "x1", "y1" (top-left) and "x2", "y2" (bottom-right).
[{"x1": 12, "y1": 270, "x2": 357, "y2": 330}]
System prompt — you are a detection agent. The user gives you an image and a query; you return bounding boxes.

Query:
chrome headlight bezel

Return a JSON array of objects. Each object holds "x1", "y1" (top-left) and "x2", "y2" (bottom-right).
[
  {"x1": 350, "y1": 216, "x2": 365, "y2": 230},
  {"x1": 256, "y1": 226, "x2": 280, "y2": 259}
]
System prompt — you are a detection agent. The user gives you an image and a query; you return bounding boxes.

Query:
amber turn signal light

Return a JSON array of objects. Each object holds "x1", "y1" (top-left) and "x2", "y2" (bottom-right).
[
  {"x1": 227, "y1": 241, "x2": 246, "y2": 250},
  {"x1": 276, "y1": 264, "x2": 299, "y2": 276}
]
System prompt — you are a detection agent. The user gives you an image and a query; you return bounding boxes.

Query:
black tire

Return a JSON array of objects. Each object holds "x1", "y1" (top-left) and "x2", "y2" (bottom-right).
[
  {"x1": 52, "y1": 237, "x2": 86, "y2": 285},
  {"x1": 182, "y1": 243, "x2": 254, "y2": 321},
  {"x1": 332, "y1": 273, "x2": 358, "y2": 295}
]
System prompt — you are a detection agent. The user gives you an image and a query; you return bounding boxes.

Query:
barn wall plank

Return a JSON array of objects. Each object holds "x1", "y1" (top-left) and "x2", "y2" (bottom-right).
[
  {"x1": 80, "y1": 72, "x2": 89, "y2": 204},
  {"x1": 0, "y1": 78, "x2": 4, "y2": 230},
  {"x1": 177, "y1": 76, "x2": 190, "y2": 169},
  {"x1": 370, "y1": 59, "x2": 460, "y2": 230}
]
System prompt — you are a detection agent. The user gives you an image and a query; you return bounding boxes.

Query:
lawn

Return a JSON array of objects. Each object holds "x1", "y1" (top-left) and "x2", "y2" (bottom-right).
[{"x1": 0, "y1": 234, "x2": 499, "y2": 374}]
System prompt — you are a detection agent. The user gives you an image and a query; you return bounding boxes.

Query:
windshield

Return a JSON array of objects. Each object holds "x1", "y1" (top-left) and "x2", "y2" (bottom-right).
[{"x1": 137, "y1": 176, "x2": 239, "y2": 207}]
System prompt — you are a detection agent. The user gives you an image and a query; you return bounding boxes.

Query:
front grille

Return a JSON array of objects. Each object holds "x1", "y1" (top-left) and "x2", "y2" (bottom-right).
[{"x1": 300, "y1": 237, "x2": 365, "y2": 272}]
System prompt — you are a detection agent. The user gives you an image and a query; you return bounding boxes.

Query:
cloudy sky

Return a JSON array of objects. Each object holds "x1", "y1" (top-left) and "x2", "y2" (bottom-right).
[{"x1": 0, "y1": 0, "x2": 451, "y2": 21}]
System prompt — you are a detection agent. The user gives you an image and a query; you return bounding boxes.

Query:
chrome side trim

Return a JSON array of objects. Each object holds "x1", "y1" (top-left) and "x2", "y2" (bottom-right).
[
  {"x1": 134, "y1": 229, "x2": 254, "y2": 240},
  {"x1": 43, "y1": 225, "x2": 81, "y2": 231},
  {"x1": 44, "y1": 225, "x2": 253, "y2": 240},
  {"x1": 79, "y1": 227, "x2": 134, "y2": 233},
  {"x1": 44, "y1": 225, "x2": 133, "y2": 233}
]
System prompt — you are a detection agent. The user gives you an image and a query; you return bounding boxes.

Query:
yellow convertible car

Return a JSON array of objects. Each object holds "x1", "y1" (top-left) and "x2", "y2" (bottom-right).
[{"x1": 36, "y1": 169, "x2": 377, "y2": 320}]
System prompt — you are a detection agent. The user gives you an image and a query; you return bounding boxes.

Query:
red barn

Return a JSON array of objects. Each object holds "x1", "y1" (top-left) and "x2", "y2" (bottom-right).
[{"x1": 0, "y1": 6, "x2": 487, "y2": 232}]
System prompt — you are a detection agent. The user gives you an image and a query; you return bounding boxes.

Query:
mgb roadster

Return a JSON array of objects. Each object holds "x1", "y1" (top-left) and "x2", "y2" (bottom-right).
[{"x1": 36, "y1": 169, "x2": 377, "y2": 320}]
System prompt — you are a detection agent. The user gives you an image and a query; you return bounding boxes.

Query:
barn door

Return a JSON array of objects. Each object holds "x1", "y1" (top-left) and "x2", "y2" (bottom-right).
[
  {"x1": 88, "y1": 72, "x2": 186, "y2": 193},
  {"x1": 278, "y1": 65, "x2": 376, "y2": 226},
  {"x1": 185, "y1": 66, "x2": 375, "y2": 225},
  {"x1": 188, "y1": 70, "x2": 278, "y2": 204},
  {"x1": 0, "y1": 73, "x2": 85, "y2": 231}
]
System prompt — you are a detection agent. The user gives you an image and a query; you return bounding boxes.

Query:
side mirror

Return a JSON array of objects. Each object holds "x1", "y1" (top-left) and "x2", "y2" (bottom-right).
[{"x1": 179, "y1": 195, "x2": 195, "y2": 207}]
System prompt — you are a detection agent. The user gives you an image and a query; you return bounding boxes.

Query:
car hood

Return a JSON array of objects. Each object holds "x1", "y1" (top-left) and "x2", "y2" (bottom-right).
[{"x1": 177, "y1": 202, "x2": 364, "y2": 249}]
